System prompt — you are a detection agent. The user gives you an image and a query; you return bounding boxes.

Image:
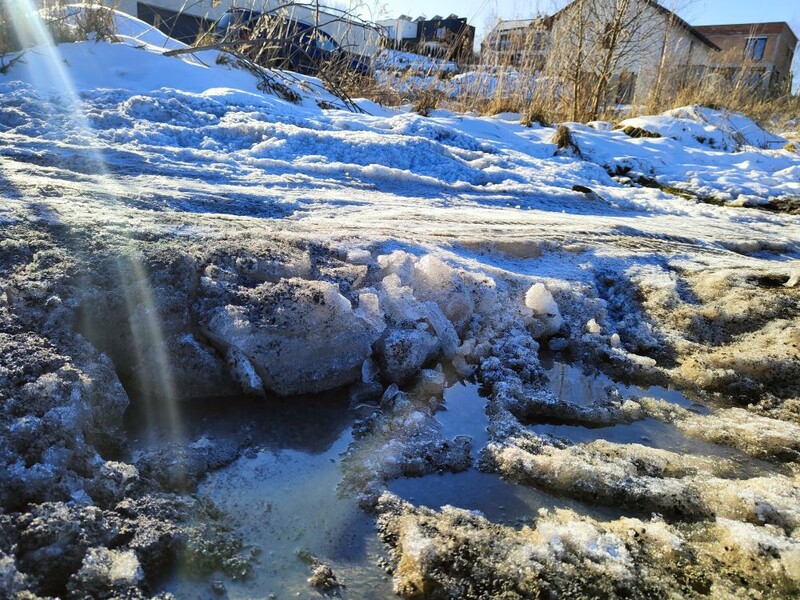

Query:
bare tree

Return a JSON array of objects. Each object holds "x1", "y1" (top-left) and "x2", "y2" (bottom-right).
[{"x1": 545, "y1": 0, "x2": 670, "y2": 121}]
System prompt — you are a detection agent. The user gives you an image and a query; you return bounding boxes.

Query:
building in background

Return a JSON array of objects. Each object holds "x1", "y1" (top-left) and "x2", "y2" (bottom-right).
[
  {"x1": 481, "y1": 18, "x2": 550, "y2": 68},
  {"x1": 483, "y1": 0, "x2": 718, "y2": 105},
  {"x1": 376, "y1": 14, "x2": 475, "y2": 63},
  {"x1": 112, "y1": 0, "x2": 382, "y2": 58},
  {"x1": 694, "y1": 22, "x2": 798, "y2": 94},
  {"x1": 376, "y1": 15, "x2": 418, "y2": 49}
]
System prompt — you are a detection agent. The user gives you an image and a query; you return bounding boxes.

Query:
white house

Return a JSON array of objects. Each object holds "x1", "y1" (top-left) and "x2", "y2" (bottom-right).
[
  {"x1": 376, "y1": 15, "x2": 418, "y2": 47},
  {"x1": 111, "y1": 0, "x2": 383, "y2": 57},
  {"x1": 484, "y1": 0, "x2": 720, "y2": 104}
]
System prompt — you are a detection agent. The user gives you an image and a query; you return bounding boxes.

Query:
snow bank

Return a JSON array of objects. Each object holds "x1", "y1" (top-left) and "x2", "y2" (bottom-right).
[
  {"x1": 375, "y1": 49, "x2": 458, "y2": 74},
  {"x1": 619, "y1": 105, "x2": 786, "y2": 153},
  {"x1": 377, "y1": 494, "x2": 800, "y2": 599}
]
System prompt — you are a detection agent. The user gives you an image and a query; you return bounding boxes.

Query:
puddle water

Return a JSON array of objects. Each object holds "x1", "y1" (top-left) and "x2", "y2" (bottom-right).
[
  {"x1": 532, "y1": 418, "x2": 703, "y2": 450},
  {"x1": 125, "y1": 392, "x2": 393, "y2": 599},
  {"x1": 126, "y1": 358, "x2": 777, "y2": 598},
  {"x1": 390, "y1": 379, "x2": 632, "y2": 525},
  {"x1": 536, "y1": 361, "x2": 781, "y2": 478},
  {"x1": 433, "y1": 380, "x2": 490, "y2": 453},
  {"x1": 125, "y1": 391, "x2": 353, "y2": 456},
  {"x1": 543, "y1": 360, "x2": 710, "y2": 414},
  {"x1": 167, "y1": 429, "x2": 394, "y2": 600},
  {"x1": 387, "y1": 470, "x2": 628, "y2": 525}
]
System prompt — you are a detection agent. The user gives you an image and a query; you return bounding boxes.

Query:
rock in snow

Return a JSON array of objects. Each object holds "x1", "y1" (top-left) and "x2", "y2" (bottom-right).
[{"x1": 525, "y1": 283, "x2": 564, "y2": 337}]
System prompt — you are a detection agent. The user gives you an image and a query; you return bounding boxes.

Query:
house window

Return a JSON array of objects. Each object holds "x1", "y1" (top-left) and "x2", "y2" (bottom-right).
[
  {"x1": 436, "y1": 26, "x2": 447, "y2": 39},
  {"x1": 745, "y1": 36, "x2": 767, "y2": 61},
  {"x1": 615, "y1": 71, "x2": 637, "y2": 104}
]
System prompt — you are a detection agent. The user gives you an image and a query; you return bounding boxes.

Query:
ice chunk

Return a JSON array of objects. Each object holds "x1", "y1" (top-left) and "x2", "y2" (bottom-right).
[
  {"x1": 423, "y1": 301, "x2": 459, "y2": 358},
  {"x1": 379, "y1": 274, "x2": 427, "y2": 325},
  {"x1": 204, "y1": 279, "x2": 381, "y2": 396},
  {"x1": 452, "y1": 354, "x2": 476, "y2": 378},
  {"x1": 525, "y1": 283, "x2": 563, "y2": 336},
  {"x1": 586, "y1": 318, "x2": 602, "y2": 334},
  {"x1": 412, "y1": 255, "x2": 474, "y2": 330},
  {"x1": 376, "y1": 328, "x2": 441, "y2": 384},
  {"x1": 225, "y1": 345, "x2": 264, "y2": 397},
  {"x1": 345, "y1": 248, "x2": 373, "y2": 265},
  {"x1": 362, "y1": 357, "x2": 380, "y2": 383},
  {"x1": 72, "y1": 548, "x2": 144, "y2": 592},
  {"x1": 456, "y1": 338, "x2": 475, "y2": 356},
  {"x1": 354, "y1": 291, "x2": 386, "y2": 333},
  {"x1": 411, "y1": 368, "x2": 447, "y2": 401},
  {"x1": 378, "y1": 251, "x2": 416, "y2": 285}
]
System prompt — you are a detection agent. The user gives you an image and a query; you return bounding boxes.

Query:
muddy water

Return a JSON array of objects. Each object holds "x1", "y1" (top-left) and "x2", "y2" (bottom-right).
[
  {"x1": 536, "y1": 361, "x2": 781, "y2": 478},
  {"x1": 126, "y1": 393, "x2": 394, "y2": 599},
  {"x1": 542, "y1": 359, "x2": 709, "y2": 413},
  {"x1": 433, "y1": 380, "x2": 490, "y2": 453},
  {"x1": 169, "y1": 430, "x2": 394, "y2": 599}
]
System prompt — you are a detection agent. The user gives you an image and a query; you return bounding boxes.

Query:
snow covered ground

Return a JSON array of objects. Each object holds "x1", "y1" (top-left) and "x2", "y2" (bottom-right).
[
  {"x1": 374, "y1": 49, "x2": 459, "y2": 74},
  {"x1": 1, "y1": 9, "x2": 800, "y2": 600}
]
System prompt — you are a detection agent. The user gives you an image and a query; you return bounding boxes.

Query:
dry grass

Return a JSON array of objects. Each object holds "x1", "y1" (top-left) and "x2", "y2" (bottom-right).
[
  {"x1": 1, "y1": 0, "x2": 116, "y2": 54},
  {"x1": 364, "y1": 10, "x2": 798, "y2": 134},
  {"x1": 412, "y1": 88, "x2": 443, "y2": 116},
  {"x1": 551, "y1": 124, "x2": 582, "y2": 156}
]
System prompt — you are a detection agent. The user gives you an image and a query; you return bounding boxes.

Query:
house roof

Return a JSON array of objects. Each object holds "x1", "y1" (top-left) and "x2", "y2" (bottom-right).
[
  {"x1": 694, "y1": 22, "x2": 799, "y2": 45},
  {"x1": 551, "y1": 0, "x2": 721, "y2": 51},
  {"x1": 493, "y1": 19, "x2": 538, "y2": 32}
]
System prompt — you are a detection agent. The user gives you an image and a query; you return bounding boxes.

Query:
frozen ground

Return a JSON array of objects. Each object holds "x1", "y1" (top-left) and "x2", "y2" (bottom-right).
[{"x1": 1, "y1": 10, "x2": 799, "y2": 599}]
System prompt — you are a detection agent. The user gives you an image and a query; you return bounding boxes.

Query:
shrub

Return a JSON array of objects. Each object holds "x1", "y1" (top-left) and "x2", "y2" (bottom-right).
[
  {"x1": 521, "y1": 103, "x2": 550, "y2": 127},
  {"x1": 413, "y1": 88, "x2": 442, "y2": 117}
]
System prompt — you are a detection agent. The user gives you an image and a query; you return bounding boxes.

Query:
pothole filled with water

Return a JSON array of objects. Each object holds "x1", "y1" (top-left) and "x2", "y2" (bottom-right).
[
  {"x1": 125, "y1": 391, "x2": 394, "y2": 599},
  {"x1": 535, "y1": 360, "x2": 784, "y2": 478},
  {"x1": 389, "y1": 380, "x2": 635, "y2": 525},
  {"x1": 123, "y1": 358, "x2": 787, "y2": 598}
]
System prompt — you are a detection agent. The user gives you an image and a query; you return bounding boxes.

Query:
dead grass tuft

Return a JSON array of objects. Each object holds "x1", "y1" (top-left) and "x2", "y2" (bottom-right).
[
  {"x1": 413, "y1": 88, "x2": 443, "y2": 117},
  {"x1": 551, "y1": 124, "x2": 581, "y2": 156}
]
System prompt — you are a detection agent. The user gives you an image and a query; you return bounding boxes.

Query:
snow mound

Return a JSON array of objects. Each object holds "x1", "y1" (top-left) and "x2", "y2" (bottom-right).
[
  {"x1": 375, "y1": 49, "x2": 458, "y2": 74},
  {"x1": 5, "y1": 8, "x2": 357, "y2": 113},
  {"x1": 620, "y1": 105, "x2": 786, "y2": 151}
]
